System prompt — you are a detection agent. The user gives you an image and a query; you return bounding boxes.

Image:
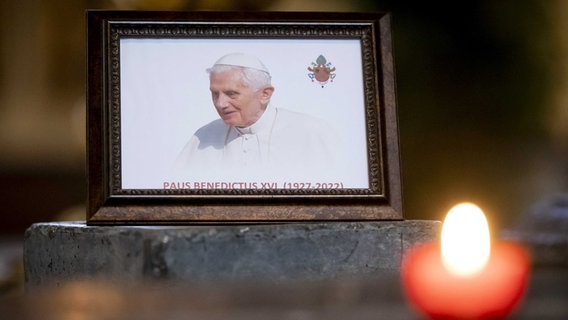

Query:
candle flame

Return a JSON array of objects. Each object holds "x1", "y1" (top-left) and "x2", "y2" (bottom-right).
[{"x1": 441, "y1": 203, "x2": 491, "y2": 277}]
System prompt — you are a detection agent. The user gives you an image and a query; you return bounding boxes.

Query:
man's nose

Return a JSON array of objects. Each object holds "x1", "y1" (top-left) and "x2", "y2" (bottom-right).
[{"x1": 216, "y1": 94, "x2": 230, "y2": 108}]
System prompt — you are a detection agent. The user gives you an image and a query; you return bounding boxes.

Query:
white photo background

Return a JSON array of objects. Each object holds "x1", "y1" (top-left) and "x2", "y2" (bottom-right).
[{"x1": 120, "y1": 38, "x2": 369, "y2": 189}]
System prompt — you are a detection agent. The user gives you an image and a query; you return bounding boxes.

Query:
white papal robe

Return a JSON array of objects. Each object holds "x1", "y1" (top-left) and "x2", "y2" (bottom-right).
[{"x1": 173, "y1": 104, "x2": 342, "y2": 184}]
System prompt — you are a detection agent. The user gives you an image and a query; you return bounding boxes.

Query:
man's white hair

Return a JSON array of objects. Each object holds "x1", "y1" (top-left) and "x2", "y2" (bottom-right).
[{"x1": 207, "y1": 65, "x2": 272, "y2": 91}]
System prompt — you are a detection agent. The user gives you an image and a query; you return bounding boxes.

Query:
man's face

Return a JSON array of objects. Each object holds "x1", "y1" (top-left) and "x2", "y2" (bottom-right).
[{"x1": 209, "y1": 69, "x2": 273, "y2": 128}]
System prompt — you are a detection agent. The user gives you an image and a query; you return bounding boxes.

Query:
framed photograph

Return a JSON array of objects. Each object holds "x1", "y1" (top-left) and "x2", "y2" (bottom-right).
[{"x1": 87, "y1": 10, "x2": 402, "y2": 224}]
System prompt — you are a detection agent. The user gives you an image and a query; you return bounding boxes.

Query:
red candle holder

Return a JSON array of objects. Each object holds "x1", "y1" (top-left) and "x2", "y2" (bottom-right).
[{"x1": 402, "y1": 239, "x2": 530, "y2": 319}]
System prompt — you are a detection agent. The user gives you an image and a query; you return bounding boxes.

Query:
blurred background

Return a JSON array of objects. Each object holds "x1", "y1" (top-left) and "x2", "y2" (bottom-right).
[{"x1": 0, "y1": 0, "x2": 567, "y2": 237}]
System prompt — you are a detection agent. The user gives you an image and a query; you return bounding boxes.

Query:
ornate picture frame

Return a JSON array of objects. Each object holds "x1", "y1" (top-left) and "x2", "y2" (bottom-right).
[{"x1": 87, "y1": 10, "x2": 402, "y2": 224}]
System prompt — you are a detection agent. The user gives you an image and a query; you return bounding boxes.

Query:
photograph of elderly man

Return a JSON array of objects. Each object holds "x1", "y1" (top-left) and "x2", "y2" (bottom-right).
[{"x1": 174, "y1": 53, "x2": 338, "y2": 183}]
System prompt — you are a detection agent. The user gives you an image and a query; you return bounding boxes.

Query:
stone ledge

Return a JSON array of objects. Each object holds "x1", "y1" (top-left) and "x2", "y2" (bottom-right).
[{"x1": 24, "y1": 220, "x2": 440, "y2": 287}]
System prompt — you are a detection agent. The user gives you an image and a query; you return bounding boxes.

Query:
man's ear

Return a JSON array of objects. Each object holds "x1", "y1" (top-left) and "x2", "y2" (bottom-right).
[{"x1": 259, "y1": 86, "x2": 274, "y2": 103}]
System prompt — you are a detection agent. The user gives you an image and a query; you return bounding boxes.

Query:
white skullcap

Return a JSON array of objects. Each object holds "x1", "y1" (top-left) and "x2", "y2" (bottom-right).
[{"x1": 212, "y1": 53, "x2": 270, "y2": 74}]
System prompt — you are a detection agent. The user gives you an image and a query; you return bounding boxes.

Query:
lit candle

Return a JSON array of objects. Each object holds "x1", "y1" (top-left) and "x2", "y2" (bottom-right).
[{"x1": 401, "y1": 203, "x2": 531, "y2": 319}]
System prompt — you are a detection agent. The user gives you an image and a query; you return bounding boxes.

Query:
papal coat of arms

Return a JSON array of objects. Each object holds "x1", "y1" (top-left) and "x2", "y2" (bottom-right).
[{"x1": 307, "y1": 54, "x2": 336, "y2": 88}]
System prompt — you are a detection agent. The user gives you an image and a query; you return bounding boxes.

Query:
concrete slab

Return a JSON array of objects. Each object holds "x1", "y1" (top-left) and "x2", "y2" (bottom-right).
[{"x1": 24, "y1": 221, "x2": 440, "y2": 287}]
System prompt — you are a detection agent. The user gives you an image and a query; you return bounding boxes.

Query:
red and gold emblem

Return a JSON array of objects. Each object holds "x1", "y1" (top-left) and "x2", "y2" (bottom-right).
[{"x1": 307, "y1": 54, "x2": 336, "y2": 88}]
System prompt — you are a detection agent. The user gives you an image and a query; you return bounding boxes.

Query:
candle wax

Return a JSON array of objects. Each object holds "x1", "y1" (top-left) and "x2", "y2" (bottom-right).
[{"x1": 402, "y1": 241, "x2": 530, "y2": 320}]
